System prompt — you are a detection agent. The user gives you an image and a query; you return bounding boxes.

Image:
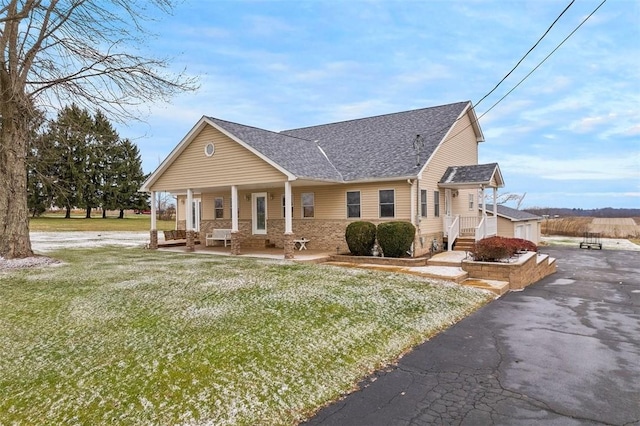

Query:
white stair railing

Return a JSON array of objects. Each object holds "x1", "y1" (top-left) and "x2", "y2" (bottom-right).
[
  {"x1": 475, "y1": 215, "x2": 486, "y2": 241},
  {"x1": 447, "y1": 215, "x2": 460, "y2": 251}
]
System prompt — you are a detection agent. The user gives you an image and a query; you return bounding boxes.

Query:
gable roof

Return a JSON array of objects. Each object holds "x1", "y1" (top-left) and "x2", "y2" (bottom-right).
[
  {"x1": 142, "y1": 101, "x2": 484, "y2": 191},
  {"x1": 483, "y1": 204, "x2": 542, "y2": 222},
  {"x1": 282, "y1": 101, "x2": 475, "y2": 181},
  {"x1": 439, "y1": 163, "x2": 504, "y2": 188},
  {"x1": 207, "y1": 118, "x2": 343, "y2": 181}
]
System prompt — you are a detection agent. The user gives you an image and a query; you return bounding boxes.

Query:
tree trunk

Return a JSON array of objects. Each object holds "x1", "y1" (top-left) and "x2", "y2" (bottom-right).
[
  {"x1": 102, "y1": 209, "x2": 107, "y2": 219},
  {"x1": 119, "y1": 209, "x2": 125, "y2": 219},
  {"x1": 65, "y1": 206, "x2": 71, "y2": 219},
  {"x1": 0, "y1": 99, "x2": 34, "y2": 259},
  {"x1": 85, "y1": 206, "x2": 91, "y2": 219}
]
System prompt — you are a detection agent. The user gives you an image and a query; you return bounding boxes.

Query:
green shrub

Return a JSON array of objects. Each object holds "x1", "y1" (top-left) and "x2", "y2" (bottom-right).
[
  {"x1": 470, "y1": 236, "x2": 537, "y2": 262},
  {"x1": 345, "y1": 221, "x2": 377, "y2": 256},
  {"x1": 377, "y1": 221, "x2": 416, "y2": 258}
]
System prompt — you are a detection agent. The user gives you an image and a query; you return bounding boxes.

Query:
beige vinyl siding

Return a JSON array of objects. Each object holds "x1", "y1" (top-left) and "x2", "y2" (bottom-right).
[
  {"x1": 229, "y1": 182, "x2": 413, "y2": 221},
  {"x1": 151, "y1": 125, "x2": 287, "y2": 191},
  {"x1": 418, "y1": 110, "x2": 479, "y2": 235},
  {"x1": 195, "y1": 182, "x2": 411, "y2": 224},
  {"x1": 497, "y1": 216, "x2": 515, "y2": 238}
]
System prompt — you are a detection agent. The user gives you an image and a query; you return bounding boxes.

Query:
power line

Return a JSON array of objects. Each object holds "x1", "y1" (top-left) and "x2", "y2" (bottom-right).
[
  {"x1": 474, "y1": 0, "x2": 576, "y2": 110},
  {"x1": 440, "y1": 0, "x2": 607, "y2": 146},
  {"x1": 474, "y1": 0, "x2": 608, "y2": 123}
]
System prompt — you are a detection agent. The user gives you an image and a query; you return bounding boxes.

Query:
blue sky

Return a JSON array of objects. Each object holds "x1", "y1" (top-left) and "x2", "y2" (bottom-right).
[{"x1": 119, "y1": 0, "x2": 639, "y2": 209}]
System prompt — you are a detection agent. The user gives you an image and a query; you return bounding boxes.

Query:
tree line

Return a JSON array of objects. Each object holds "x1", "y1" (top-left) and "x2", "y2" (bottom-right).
[
  {"x1": 27, "y1": 104, "x2": 148, "y2": 219},
  {"x1": 526, "y1": 207, "x2": 640, "y2": 218}
]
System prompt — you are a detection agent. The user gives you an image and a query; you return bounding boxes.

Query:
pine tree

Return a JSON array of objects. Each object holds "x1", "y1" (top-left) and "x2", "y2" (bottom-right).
[{"x1": 113, "y1": 139, "x2": 148, "y2": 218}]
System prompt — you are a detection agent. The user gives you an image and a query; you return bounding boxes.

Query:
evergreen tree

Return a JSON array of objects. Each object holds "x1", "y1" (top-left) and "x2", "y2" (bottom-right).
[
  {"x1": 48, "y1": 105, "x2": 93, "y2": 218},
  {"x1": 113, "y1": 139, "x2": 148, "y2": 218},
  {"x1": 92, "y1": 111, "x2": 120, "y2": 218}
]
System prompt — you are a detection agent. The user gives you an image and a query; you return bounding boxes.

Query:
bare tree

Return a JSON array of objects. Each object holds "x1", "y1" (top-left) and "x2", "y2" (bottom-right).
[{"x1": 0, "y1": 0, "x2": 197, "y2": 258}]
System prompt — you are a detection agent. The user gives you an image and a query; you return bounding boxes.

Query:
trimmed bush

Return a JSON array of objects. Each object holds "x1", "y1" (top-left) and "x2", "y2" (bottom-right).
[
  {"x1": 345, "y1": 221, "x2": 377, "y2": 256},
  {"x1": 377, "y1": 221, "x2": 416, "y2": 258},
  {"x1": 470, "y1": 236, "x2": 538, "y2": 262}
]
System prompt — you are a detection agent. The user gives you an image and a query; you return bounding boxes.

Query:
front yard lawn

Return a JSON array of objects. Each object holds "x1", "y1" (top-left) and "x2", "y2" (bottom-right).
[{"x1": 0, "y1": 248, "x2": 492, "y2": 425}]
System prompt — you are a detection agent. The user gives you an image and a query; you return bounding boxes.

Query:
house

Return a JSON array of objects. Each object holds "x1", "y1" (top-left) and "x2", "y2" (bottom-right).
[
  {"x1": 482, "y1": 204, "x2": 543, "y2": 244},
  {"x1": 141, "y1": 101, "x2": 506, "y2": 258}
]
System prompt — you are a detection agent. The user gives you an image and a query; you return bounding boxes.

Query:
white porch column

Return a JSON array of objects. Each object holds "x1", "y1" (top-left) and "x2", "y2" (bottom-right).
[
  {"x1": 481, "y1": 186, "x2": 487, "y2": 216},
  {"x1": 231, "y1": 185, "x2": 239, "y2": 232},
  {"x1": 445, "y1": 188, "x2": 452, "y2": 216},
  {"x1": 284, "y1": 181, "x2": 293, "y2": 234},
  {"x1": 493, "y1": 187, "x2": 497, "y2": 216},
  {"x1": 186, "y1": 188, "x2": 193, "y2": 231},
  {"x1": 150, "y1": 191, "x2": 157, "y2": 230}
]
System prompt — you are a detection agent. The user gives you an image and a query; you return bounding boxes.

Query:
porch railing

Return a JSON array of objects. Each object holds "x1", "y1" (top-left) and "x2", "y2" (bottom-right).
[
  {"x1": 475, "y1": 215, "x2": 486, "y2": 241},
  {"x1": 487, "y1": 216, "x2": 497, "y2": 236},
  {"x1": 447, "y1": 215, "x2": 460, "y2": 251},
  {"x1": 474, "y1": 215, "x2": 498, "y2": 241},
  {"x1": 460, "y1": 216, "x2": 479, "y2": 235}
]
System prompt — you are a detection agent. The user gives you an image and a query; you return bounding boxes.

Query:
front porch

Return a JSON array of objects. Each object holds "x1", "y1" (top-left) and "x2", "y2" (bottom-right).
[{"x1": 438, "y1": 163, "x2": 505, "y2": 251}]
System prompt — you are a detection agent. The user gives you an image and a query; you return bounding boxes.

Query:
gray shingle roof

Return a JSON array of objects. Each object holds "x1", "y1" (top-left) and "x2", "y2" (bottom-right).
[
  {"x1": 439, "y1": 163, "x2": 499, "y2": 185},
  {"x1": 483, "y1": 204, "x2": 542, "y2": 221},
  {"x1": 207, "y1": 117, "x2": 343, "y2": 181},
  {"x1": 281, "y1": 101, "x2": 471, "y2": 181}
]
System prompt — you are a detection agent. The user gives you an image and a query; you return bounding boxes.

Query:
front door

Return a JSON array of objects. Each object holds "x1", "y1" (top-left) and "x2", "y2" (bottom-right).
[{"x1": 252, "y1": 193, "x2": 267, "y2": 235}]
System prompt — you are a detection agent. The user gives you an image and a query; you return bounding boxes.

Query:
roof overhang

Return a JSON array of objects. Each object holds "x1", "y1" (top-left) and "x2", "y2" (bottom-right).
[
  {"x1": 140, "y1": 116, "x2": 296, "y2": 192},
  {"x1": 438, "y1": 163, "x2": 505, "y2": 189}
]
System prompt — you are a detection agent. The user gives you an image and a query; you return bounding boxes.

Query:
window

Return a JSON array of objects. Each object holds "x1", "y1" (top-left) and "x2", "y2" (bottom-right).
[
  {"x1": 434, "y1": 191, "x2": 440, "y2": 217},
  {"x1": 420, "y1": 190, "x2": 427, "y2": 217},
  {"x1": 302, "y1": 192, "x2": 314, "y2": 218},
  {"x1": 346, "y1": 191, "x2": 361, "y2": 218},
  {"x1": 281, "y1": 194, "x2": 294, "y2": 218},
  {"x1": 379, "y1": 189, "x2": 395, "y2": 218},
  {"x1": 469, "y1": 194, "x2": 474, "y2": 211},
  {"x1": 214, "y1": 197, "x2": 224, "y2": 219}
]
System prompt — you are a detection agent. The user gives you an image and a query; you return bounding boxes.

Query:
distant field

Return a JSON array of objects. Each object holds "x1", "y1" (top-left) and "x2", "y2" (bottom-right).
[
  {"x1": 29, "y1": 213, "x2": 175, "y2": 232},
  {"x1": 542, "y1": 217, "x2": 640, "y2": 239}
]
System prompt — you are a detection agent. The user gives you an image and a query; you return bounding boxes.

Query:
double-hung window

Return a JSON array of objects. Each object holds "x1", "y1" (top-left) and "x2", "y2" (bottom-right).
[
  {"x1": 282, "y1": 194, "x2": 294, "y2": 218},
  {"x1": 379, "y1": 189, "x2": 395, "y2": 218},
  {"x1": 346, "y1": 191, "x2": 361, "y2": 218},
  {"x1": 214, "y1": 197, "x2": 224, "y2": 219},
  {"x1": 469, "y1": 194, "x2": 474, "y2": 211},
  {"x1": 302, "y1": 193, "x2": 314, "y2": 218},
  {"x1": 420, "y1": 190, "x2": 427, "y2": 217},
  {"x1": 434, "y1": 191, "x2": 440, "y2": 217}
]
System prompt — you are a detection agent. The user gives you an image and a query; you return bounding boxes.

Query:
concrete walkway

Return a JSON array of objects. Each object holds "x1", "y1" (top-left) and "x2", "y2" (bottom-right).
[{"x1": 304, "y1": 247, "x2": 640, "y2": 425}]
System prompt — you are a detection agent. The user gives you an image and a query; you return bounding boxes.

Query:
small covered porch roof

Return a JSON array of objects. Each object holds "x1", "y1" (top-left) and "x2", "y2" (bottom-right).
[{"x1": 438, "y1": 163, "x2": 504, "y2": 189}]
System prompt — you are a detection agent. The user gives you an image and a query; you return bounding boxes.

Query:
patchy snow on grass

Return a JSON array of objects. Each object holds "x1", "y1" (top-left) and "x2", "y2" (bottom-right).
[{"x1": 0, "y1": 247, "x2": 492, "y2": 425}]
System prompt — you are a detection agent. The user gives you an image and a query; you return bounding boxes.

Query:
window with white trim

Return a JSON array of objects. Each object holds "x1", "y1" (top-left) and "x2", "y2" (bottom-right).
[
  {"x1": 434, "y1": 191, "x2": 440, "y2": 217},
  {"x1": 214, "y1": 197, "x2": 224, "y2": 219},
  {"x1": 420, "y1": 190, "x2": 427, "y2": 217},
  {"x1": 379, "y1": 189, "x2": 395, "y2": 218},
  {"x1": 302, "y1": 192, "x2": 314, "y2": 218},
  {"x1": 281, "y1": 194, "x2": 294, "y2": 218},
  {"x1": 346, "y1": 191, "x2": 361, "y2": 218},
  {"x1": 469, "y1": 194, "x2": 474, "y2": 211}
]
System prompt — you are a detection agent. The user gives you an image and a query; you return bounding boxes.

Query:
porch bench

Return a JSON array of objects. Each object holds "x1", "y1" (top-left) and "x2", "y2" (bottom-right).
[
  {"x1": 206, "y1": 229, "x2": 232, "y2": 247},
  {"x1": 163, "y1": 230, "x2": 190, "y2": 240}
]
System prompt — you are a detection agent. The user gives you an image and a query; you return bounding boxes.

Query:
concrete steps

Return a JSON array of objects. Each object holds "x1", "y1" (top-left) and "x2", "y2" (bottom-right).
[
  {"x1": 460, "y1": 278, "x2": 510, "y2": 296},
  {"x1": 453, "y1": 237, "x2": 475, "y2": 252}
]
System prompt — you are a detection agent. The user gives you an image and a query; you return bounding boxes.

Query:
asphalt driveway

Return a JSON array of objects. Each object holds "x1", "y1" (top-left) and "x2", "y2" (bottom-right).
[{"x1": 305, "y1": 247, "x2": 640, "y2": 425}]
